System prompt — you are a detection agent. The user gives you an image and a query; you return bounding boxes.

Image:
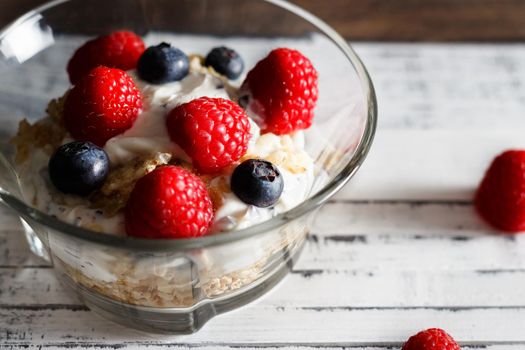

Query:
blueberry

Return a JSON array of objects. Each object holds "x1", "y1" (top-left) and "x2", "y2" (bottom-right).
[
  {"x1": 48, "y1": 141, "x2": 109, "y2": 196},
  {"x1": 231, "y1": 159, "x2": 284, "y2": 208},
  {"x1": 137, "y1": 43, "x2": 189, "y2": 84},
  {"x1": 205, "y1": 46, "x2": 244, "y2": 80}
]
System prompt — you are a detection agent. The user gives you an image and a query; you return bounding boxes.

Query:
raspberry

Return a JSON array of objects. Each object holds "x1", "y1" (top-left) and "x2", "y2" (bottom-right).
[
  {"x1": 67, "y1": 31, "x2": 145, "y2": 84},
  {"x1": 475, "y1": 150, "x2": 525, "y2": 233},
  {"x1": 63, "y1": 66, "x2": 142, "y2": 147},
  {"x1": 125, "y1": 166, "x2": 214, "y2": 239},
  {"x1": 166, "y1": 97, "x2": 251, "y2": 174},
  {"x1": 402, "y1": 328, "x2": 461, "y2": 350},
  {"x1": 241, "y1": 48, "x2": 318, "y2": 135}
]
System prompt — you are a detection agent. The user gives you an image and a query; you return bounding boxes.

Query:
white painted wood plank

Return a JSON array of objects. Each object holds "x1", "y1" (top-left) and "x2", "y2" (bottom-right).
[
  {"x1": 268, "y1": 270, "x2": 525, "y2": 308},
  {"x1": 1, "y1": 307, "x2": 525, "y2": 345},
  {"x1": 353, "y1": 43, "x2": 525, "y2": 130},
  {"x1": 314, "y1": 202, "x2": 487, "y2": 236},
  {"x1": 0, "y1": 205, "x2": 48, "y2": 268},
  {"x1": 2, "y1": 267, "x2": 525, "y2": 309},
  {"x1": 0, "y1": 268, "x2": 78, "y2": 305},
  {"x1": 3, "y1": 346, "x2": 524, "y2": 350},
  {"x1": 0, "y1": 206, "x2": 27, "y2": 233},
  {"x1": 307, "y1": 202, "x2": 525, "y2": 272},
  {"x1": 297, "y1": 234, "x2": 525, "y2": 271},
  {"x1": 337, "y1": 130, "x2": 525, "y2": 201}
]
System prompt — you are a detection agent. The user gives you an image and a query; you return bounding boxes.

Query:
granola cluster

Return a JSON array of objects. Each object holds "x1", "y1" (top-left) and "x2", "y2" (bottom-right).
[
  {"x1": 242, "y1": 134, "x2": 312, "y2": 174},
  {"x1": 10, "y1": 95, "x2": 68, "y2": 163},
  {"x1": 90, "y1": 152, "x2": 172, "y2": 216},
  {"x1": 207, "y1": 176, "x2": 230, "y2": 209}
]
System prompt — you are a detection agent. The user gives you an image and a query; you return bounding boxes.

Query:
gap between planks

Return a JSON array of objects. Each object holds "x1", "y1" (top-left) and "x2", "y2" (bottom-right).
[
  {"x1": 3, "y1": 342, "x2": 525, "y2": 349},
  {"x1": 2, "y1": 304, "x2": 525, "y2": 312}
]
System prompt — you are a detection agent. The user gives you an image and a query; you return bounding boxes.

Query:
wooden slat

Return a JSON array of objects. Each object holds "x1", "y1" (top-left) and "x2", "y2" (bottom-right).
[
  {"x1": 295, "y1": 0, "x2": 525, "y2": 41},
  {"x1": 314, "y1": 202, "x2": 485, "y2": 237},
  {"x1": 353, "y1": 43, "x2": 525, "y2": 130},
  {"x1": 0, "y1": 205, "x2": 48, "y2": 268},
  {"x1": 2, "y1": 307, "x2": 525, "y2": 345},
  {"x1": 338, "y1": 130, "x2": 525, "y2": 201},
  {"x1": 3, "y1": 267, "x2": 525, "y2": 309},
  {"x1": 3, "y1": 344, "x2": 525, "y2": 350},
  {"x1": 3, "y1": 0, "x2": 525, "y2": 41}
]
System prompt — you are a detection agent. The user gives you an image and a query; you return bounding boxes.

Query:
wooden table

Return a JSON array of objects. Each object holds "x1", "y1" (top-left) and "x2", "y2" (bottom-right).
[
  {"x1": 3, "y1": 0, "x2": 525, "y2": 41},
  {"x1": 2, "y1": 41, "x2": 525, "y2": 348}
]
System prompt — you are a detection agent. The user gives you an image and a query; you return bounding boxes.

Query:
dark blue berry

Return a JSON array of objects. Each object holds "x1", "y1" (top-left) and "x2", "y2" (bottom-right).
[
  {"x1": 205, "y1": 46, "x2": 244, "y2": 80},
  {"x1": 231, "y1": 159, "x2": 284, "y2": 208},
  {"x1": 137, "y1": 43, "x2": 189, "y2": 84},
  {"x1": 48, "y1": 141, "x2": 109, "y2": 196}
]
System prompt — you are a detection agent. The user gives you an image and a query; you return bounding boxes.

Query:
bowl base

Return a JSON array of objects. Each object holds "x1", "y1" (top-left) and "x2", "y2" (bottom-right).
[{"x1": 58, "y1": 239, "x2": 305, "y2": 334}]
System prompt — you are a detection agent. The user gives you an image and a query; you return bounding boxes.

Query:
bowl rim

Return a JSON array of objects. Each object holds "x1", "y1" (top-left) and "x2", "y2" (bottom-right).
[{"x1": 0, "y1": 0, "x2": 378, "y2": 251}]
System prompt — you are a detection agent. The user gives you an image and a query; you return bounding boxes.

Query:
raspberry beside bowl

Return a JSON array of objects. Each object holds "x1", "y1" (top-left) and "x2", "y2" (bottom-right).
[{"x1": 0, "y1": 0, "x2": 377, "y2": 333}]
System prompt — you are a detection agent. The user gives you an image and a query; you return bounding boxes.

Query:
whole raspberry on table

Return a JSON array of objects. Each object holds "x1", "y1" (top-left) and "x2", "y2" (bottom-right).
[
  {"x1": 125, "y1": 166, "x2": 214, "y2": 239},
  {"x1": 67, "y1": 31, "x2": 145, "y2": 84},
  {"x1": 402, "y1": 328, "x2": 461, "y2": 350},
  {"x1": 166, "y1": 97, "x2": 251, "y2": 174},
  {"x1": 475, "y1": 150, "x2": 525, "y2": 233},
  {"x1": 63, "y1": 66, "x2": 142, "y2": 147},
  {"x1": 240, "y1": 48, "x2": 318, "y2": 135}
]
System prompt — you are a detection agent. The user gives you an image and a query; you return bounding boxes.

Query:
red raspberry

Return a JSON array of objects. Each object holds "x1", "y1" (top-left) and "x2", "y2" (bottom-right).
[
  {"x1": 166, "y1": 97, "x2": 251, "y2": 174},
  {"x1": 241, "y1": 48, "x2": 318, "y2": 135},
  {"x1": 67, "y1": 31, "x2": 145, "y2": 84},
  {"x1": 63, "y1": 66, "x2": 142, "y2": 147},
  {"x1": 402, "y1": 328, "x2": 461, "y2": 350},
  {"x1": 125, "y1": 166, "x2": 214, "y2": 239},
  {"x1": 476, "y1": 150, "x2": 525, "y2": 233}
]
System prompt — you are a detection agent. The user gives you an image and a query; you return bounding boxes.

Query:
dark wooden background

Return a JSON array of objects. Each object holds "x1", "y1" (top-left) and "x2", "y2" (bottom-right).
[{"x1": 1, "y1": 0, "x2": 524, "y2": 41}]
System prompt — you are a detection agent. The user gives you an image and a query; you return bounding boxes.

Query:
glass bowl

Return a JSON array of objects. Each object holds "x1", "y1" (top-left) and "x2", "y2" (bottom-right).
[{"x1": 0, "y1": 0, "x2": 377, "y2": 334}]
